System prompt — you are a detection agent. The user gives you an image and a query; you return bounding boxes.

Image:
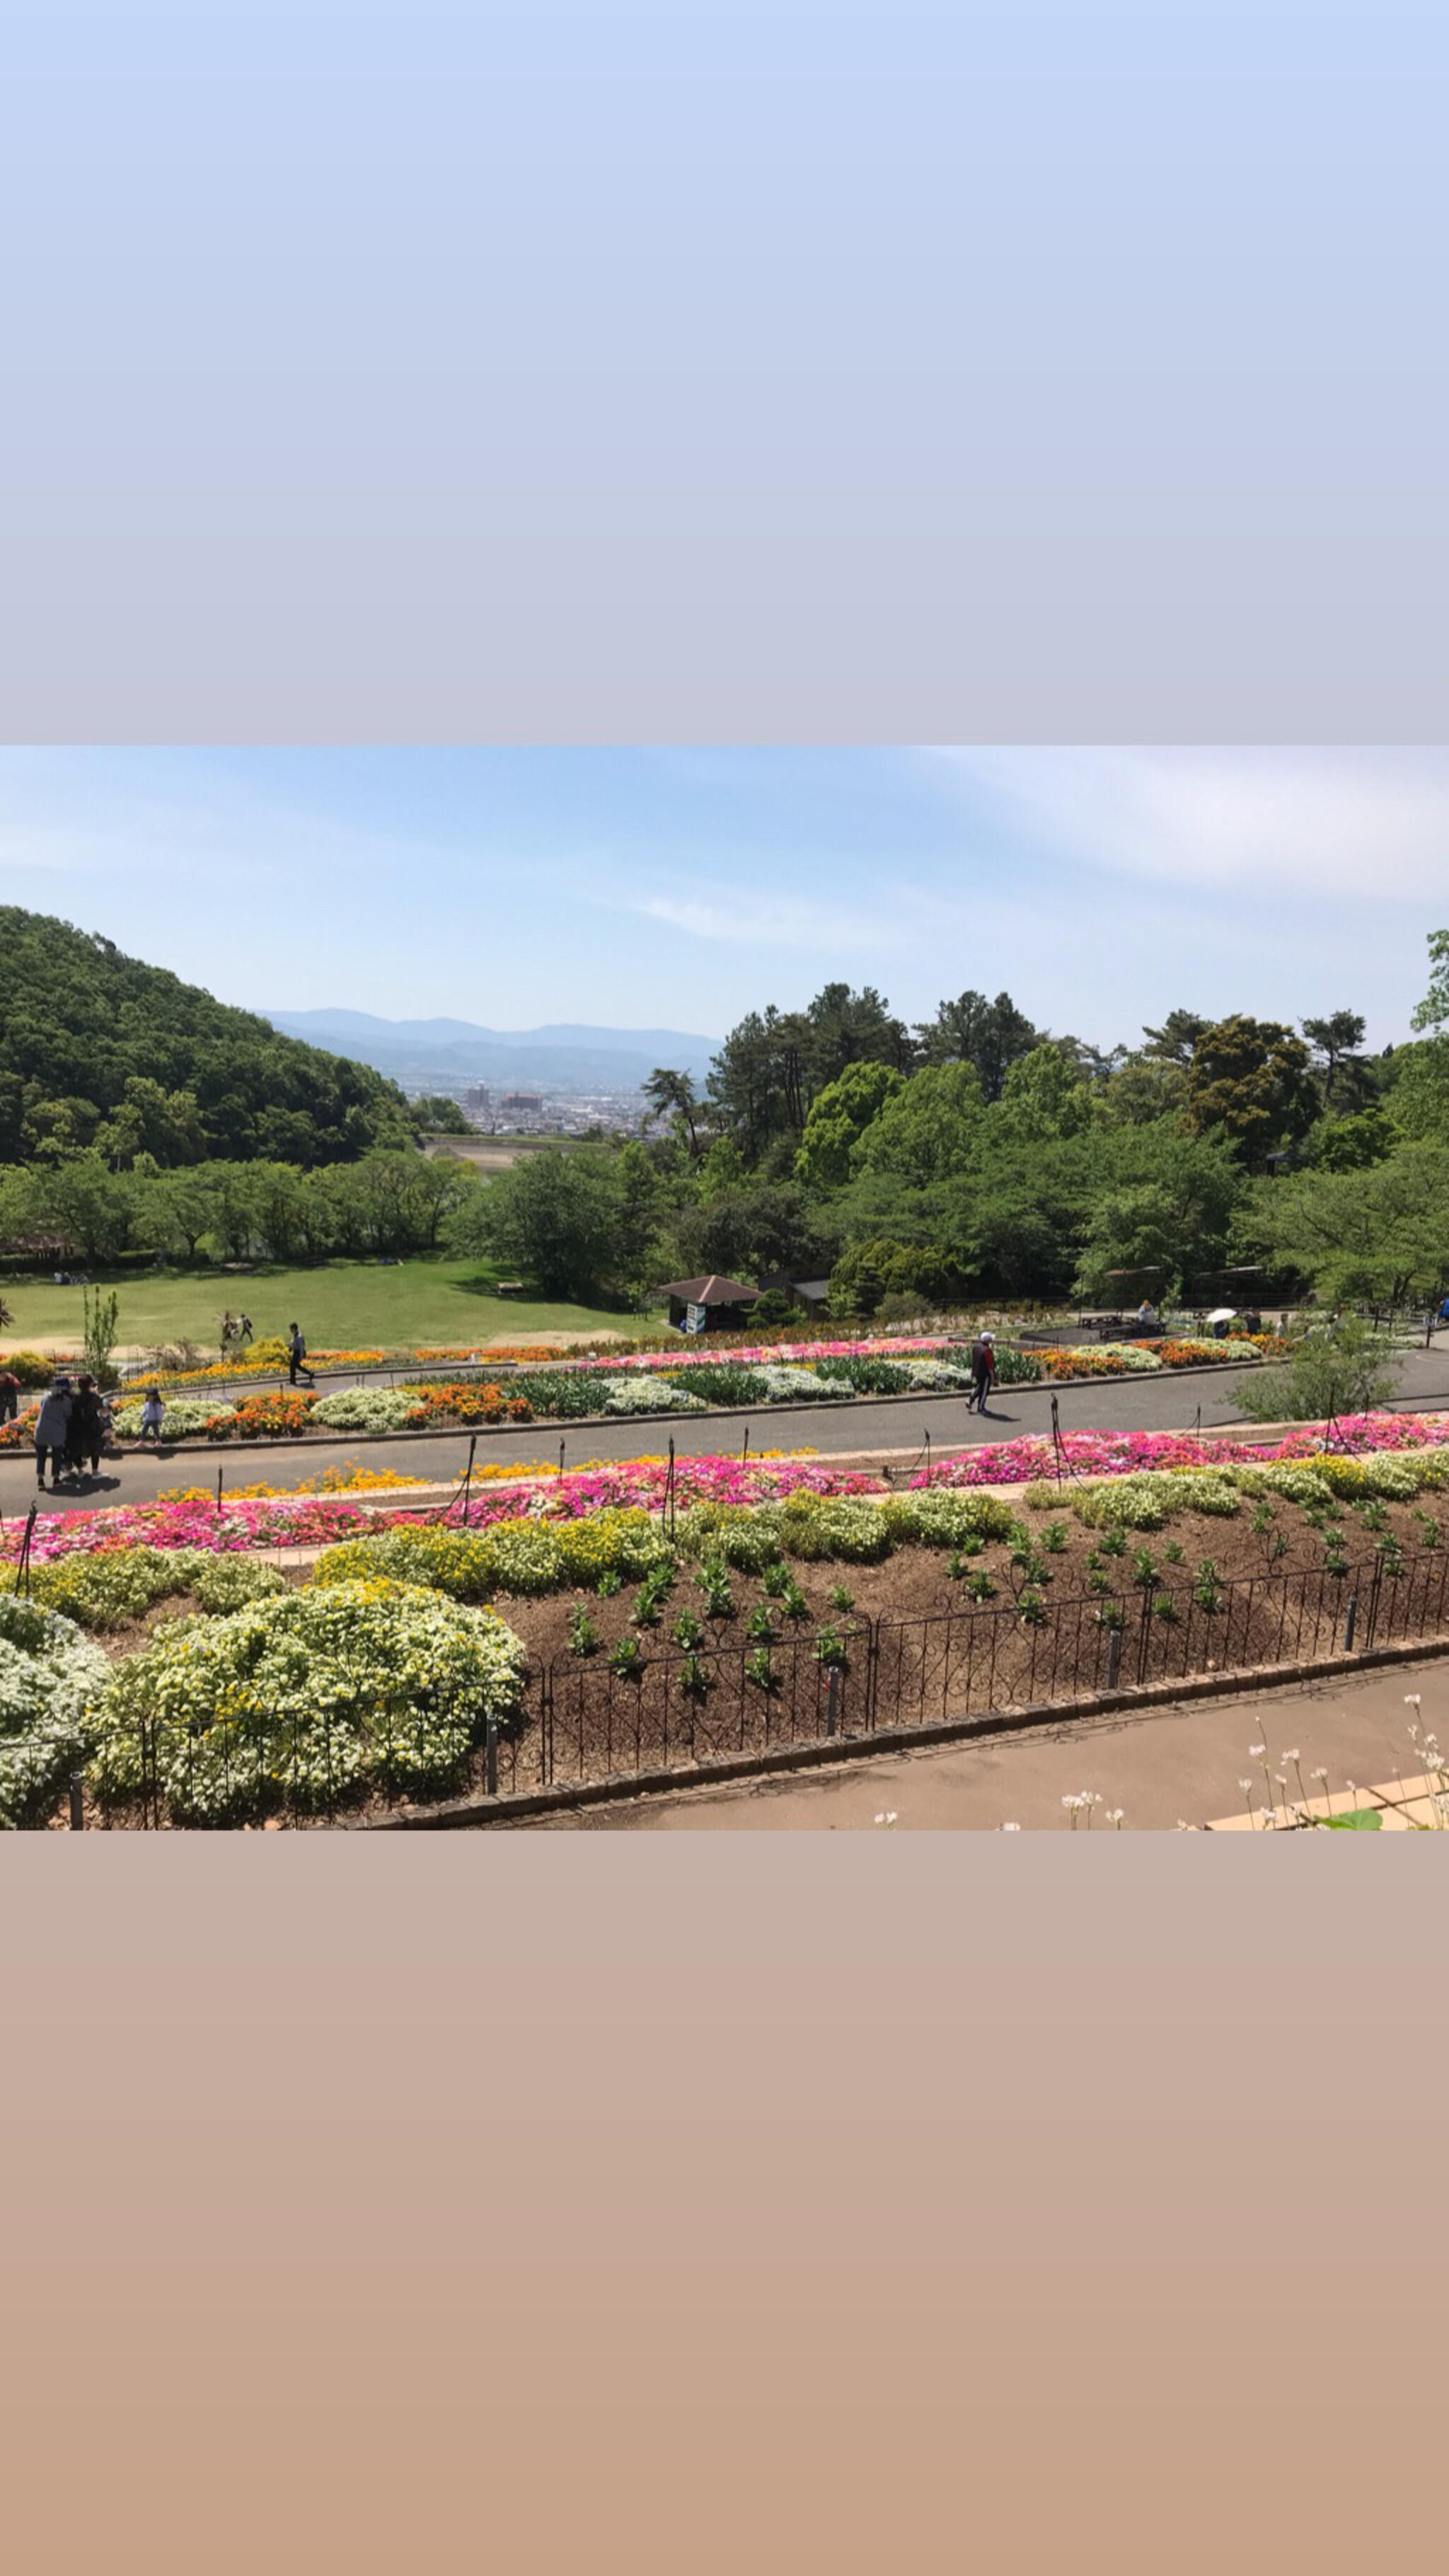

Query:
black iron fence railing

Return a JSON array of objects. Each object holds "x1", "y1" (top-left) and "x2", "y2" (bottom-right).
[{"x1": 106, "y1": 1545, "x2": 1449, "y2": 1826}]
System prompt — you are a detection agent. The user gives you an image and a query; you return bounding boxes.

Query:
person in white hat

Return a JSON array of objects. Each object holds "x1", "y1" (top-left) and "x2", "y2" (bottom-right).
[{"x1": 969, "y1": 1328, "x2": 996, "y2": 1414}]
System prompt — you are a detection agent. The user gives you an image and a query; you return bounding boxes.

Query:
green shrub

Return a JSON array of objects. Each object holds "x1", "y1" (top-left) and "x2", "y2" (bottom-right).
[
  {"x1": 773, "y1": 1495, "x2": 894, "y2": 1562},
  {"x1": 311, "y1": 1509, "x2": 669, "y2": 1603},
  {"x1": 812, "y1": 1357, "x2": 913, "y2": 1395},
  {"x1": 882, "y1": 1490, "x2": 1019, "y2": 1549},
  {"x1": 660, "y1": 1364, "x2": 769, "y2": 1408},
  {"x1": 187, "y1": 1556, "x2": 289, "y2": 1616}
]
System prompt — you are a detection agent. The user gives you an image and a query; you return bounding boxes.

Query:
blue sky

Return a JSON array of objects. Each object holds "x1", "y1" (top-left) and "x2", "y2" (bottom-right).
[{"x1": 0, "y1": 747, "x2": 1444, "y2": 1050}]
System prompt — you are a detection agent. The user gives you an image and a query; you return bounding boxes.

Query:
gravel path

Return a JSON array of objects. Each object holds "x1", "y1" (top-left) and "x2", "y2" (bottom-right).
[{"x1": 6, "y1": 1345, "x2": 1449, "y2": 1517}]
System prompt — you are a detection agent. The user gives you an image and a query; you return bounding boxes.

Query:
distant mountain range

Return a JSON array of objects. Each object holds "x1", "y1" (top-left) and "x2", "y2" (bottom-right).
[{"x1": 262, "y1": 1009, "x2": 720, "y2": 1094}]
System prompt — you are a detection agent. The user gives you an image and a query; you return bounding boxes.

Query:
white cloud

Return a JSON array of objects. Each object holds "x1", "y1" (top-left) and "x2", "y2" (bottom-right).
[
  {"x1": 929, "y1": 748, "x2": 1449, "y2": 903},
  {"x1": 617, "y1": 886, "x2": 921, "y2": 951}
]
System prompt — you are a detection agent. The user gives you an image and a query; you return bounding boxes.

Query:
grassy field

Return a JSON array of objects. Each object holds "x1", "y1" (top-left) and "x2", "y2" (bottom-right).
[{"x1": 0, "y1": 1257, "x2": 662, "y2": 1355}]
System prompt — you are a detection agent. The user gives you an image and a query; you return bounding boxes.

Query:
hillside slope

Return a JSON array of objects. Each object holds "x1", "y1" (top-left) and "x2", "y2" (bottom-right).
[{"x1": 0, "y1": 908, "x2": 415, "y2": 1166}]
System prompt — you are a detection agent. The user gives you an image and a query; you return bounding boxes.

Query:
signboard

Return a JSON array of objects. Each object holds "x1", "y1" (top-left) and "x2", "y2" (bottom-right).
[{"x1": 683, "y1": 1303, "x2": 708, "y2": 1333}]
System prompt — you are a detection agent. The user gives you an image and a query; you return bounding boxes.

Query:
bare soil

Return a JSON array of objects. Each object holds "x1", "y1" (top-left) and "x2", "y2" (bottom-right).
[{"x1": 69, "y1": 1489, "x2": 1449, "y2": 1826}]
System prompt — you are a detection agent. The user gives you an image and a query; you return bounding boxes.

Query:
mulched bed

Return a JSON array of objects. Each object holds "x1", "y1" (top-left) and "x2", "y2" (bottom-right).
[{"x1": 64, "y1": 1490, "x2": 1449, "y2": 1826}]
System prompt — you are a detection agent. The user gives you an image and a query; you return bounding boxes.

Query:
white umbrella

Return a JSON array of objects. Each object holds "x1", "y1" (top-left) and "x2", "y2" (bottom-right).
[{"x1": 1206, "y1": 1306, "x2": 1237, "y2": 1326}]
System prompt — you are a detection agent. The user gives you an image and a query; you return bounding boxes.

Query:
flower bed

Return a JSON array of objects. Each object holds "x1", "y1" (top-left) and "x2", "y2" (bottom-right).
[
  {"x1": 402, "y1": 1381, "x2": 535, "y2": 1427},
  {"x1": 911, "y1": 1412, "x2": 1449, "y2": 1489},
  {"x1": 0, "y1": 1595, "x2": 111, "y2": 1828},
  {"x1": 312, "y1": 1386, "x2": 418, "y2": 1434},
  {"x1": 112, "y1": 1396, "x2": 238, "y2": 1440},
  {"x1": 88, "y1": 1580, "x2": 530, "y2": 1826},
  {"x1": 0, "y1": 1493, "x2": 382, "y2": 1567},
  {"x1": 0, "y1": 1350, "x2": 76, "y2": 1389},
  {"x1": 1040, "y1": 1342, "x2": 1163, "y2": 1379},
  {"x1": 204, "y1": 1391, "x2": 316, "y2": 1441}
]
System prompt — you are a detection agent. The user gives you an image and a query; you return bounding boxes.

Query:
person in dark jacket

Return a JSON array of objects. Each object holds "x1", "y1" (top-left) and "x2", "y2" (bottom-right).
[
  {"x1": 34, "y1": 1379, "x2": 73, "y2": 1490},
  {"x1": 69, "y1": 1375, "x2": 107, "y2": 1480},
  {"x1": 287, "y1": 1324, "x2": 315, "y2": 1388},
  {"x1": 969, "y1": 1330, "x2": 996, "y2": 1414},
  {"x1": 0, "y1": 1369, "x2": 18, "y2": 1425}
]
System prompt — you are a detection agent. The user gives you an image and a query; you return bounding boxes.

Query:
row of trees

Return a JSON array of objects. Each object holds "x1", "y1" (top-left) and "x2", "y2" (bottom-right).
[
  {"x1": 466, "y1": 938, "x2": 1449, "y2": 1312},
  {"x1": 0, "y1": 1151, "x2": 483, "y2": 1269}
]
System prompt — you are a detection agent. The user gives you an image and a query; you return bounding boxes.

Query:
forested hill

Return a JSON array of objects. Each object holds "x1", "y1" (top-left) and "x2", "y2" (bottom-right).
[{"x1": 0, "y1": 909, "x2": 415, "y2": 1167}]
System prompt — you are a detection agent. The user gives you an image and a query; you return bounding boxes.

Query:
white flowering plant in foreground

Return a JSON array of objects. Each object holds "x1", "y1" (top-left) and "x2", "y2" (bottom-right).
[
  {"x1": 0, "y1": 1596, "x2": 110, "y2": 1828},
  {"x1": 88, "y1": 1579, "x2": 529, "y2": 1826}
]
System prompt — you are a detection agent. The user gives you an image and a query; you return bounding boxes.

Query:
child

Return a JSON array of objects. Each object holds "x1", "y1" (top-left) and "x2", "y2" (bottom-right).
[{"x1": 138, "y1": 1386, "x2": 165, "y2": 1444}]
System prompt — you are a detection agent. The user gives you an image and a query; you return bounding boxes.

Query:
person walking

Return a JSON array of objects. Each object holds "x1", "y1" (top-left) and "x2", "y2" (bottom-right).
[
  {"x1": 0, "y1": 1367, "x2": 18, "y2": 1425},
  {"x1": 969, "y1": 1329, "x2": 996, "y2": 1415},
  {"x1": 238, "y1": 1312, "x2": 253, "y2": 1345},
  {"x1": 137, "y1": 1385, "x2": 165, "y2": 1445},
  {"x1": 287, "y1": 1323, "x2": 315, "y2": 1388},
  {"x1": 69, "y1": 1375, "x2": 107, "y2": 1481},
  {"x1": 34, "y1": 1378, "x2": 73, "y2": 1490}
]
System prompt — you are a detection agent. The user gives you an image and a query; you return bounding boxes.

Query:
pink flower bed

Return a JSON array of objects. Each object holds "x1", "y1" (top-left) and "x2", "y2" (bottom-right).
[
  {"x1": 0, "y1": 1454, "x2": 885, "y2": 1565},
  {"x1": 449, "y1": 1454, "x2": 884, "y2": 1527},
  {"x1": 0, "y1": 1493, "x2": 381, "y2": 1567},
  {"x1": 909, "y1": 1413, "x2": 1449, "y2": 1489}
]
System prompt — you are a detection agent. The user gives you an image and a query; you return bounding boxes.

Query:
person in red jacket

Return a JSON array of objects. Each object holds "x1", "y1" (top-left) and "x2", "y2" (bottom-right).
[{"x1": 969, "y1": 1329, "x2": 996, "y2": 1414}]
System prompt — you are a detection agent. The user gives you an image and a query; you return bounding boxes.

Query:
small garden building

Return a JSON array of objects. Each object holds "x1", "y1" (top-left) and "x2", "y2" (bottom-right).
[{"x1": 656, "y1": 1275, "x2": 763, "y2": 1334}]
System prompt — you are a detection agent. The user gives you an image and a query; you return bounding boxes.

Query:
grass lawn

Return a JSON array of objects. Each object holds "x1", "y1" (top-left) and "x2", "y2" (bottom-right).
[{"x1": 0, "y1": 1257, "x2": 664, "y2": 1355}]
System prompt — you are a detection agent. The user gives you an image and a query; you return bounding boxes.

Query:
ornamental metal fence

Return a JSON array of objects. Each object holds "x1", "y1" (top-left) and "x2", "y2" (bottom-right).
[{"x1": 105, "y1": 1541, "x2": 1449, "y2": 1826}]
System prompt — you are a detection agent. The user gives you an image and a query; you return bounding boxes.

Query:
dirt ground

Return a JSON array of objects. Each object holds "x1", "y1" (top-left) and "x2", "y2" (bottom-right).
[{"x1": 524, "y1": 1649, "x2": 1449, "y2": 1832}]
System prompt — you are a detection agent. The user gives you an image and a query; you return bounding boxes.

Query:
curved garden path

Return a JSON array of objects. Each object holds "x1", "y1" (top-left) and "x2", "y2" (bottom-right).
[{"x1": 6, "y1": 1345, "x2": 1449, "y2": 1518}]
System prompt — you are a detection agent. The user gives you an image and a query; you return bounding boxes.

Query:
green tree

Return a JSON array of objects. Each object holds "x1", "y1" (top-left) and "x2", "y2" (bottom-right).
[
  {"x1": 1300, "y1": 1010, "x2": 1367, "y2": 1108},
  {"x1": 671, "y1": 1184, "x2": 829, "y2": 1287},
  {"x1": 1242, "y1": 1149, "x2": 1449, "y2": 1308},
  {"x1": 915, "y1": 990, "x2": 1042, "y2": 1098},
  {"x1": 795, "y1": 1061, "x2": 905, "y2": 1191},
  {"x1": 1141, "y1": 1009, "x2": 1209, "y2": 1067},
  {"x1": 852, "y1": 1060, "x2": 983, "y2": 1187},
  {"x1": 827, "y1": 1237, "x2": 967, "y2": 1319},
  {"x1": 1185, "y1": 1016, "x2": 1314, "y2": 1167},
  {"x1": 453, "y1": 1149, "x2": 630, "y2": 1300},
  {"x1": 1303, "y1": 1106, "x2": 1395, "y2": 1172},
  {"x1": 410, "y1": 1096, "x2": 473, "y2": 1135},
  {"x1": 642, "y1": 1067, "x2": 703, "y2": 1158},
  {"x1": 995, "y1": 1043, "x2": 1094, "y2": 1141},
  {"x1": 1096, "y1": 1052, "x2": 1189, "y2": 1127}
]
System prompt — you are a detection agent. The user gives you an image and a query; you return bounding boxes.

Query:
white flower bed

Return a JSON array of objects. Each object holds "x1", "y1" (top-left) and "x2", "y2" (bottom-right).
[
  {"x1": 89, "y1": 1579, "x2": 529, "y2": 1826},
  {"x1": 311, "y1": 1386, "x2": 416, "y2": 1433},
  {"x1": 599, "y1": 1377, "x2": 710, "y2": 1415},
  {"x1": 899, "y1": 1359, "x2": 979, "y2": 1391},
  {"x1": 112, "y1": 1397, "x2": 235, "y2": 1439},
  {"x1": 756, "y1": 1366, "x2": 853, "y2": 1402},
  {"x1": 1091, "y1": 1342, "x2": 1164, "y2": 1374},
  {"x1": 0, "y1": 1596, "x2": 111, "y2": 1828}
]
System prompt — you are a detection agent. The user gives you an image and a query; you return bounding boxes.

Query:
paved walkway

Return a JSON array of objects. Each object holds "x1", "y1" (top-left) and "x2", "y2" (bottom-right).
[
  {"x1": 525, "y1": 1652, "x2": 1449, "y2": 1832},
  {"x1": 6, "y1": 1345, "x2": 1449, "y2": 1516}
]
